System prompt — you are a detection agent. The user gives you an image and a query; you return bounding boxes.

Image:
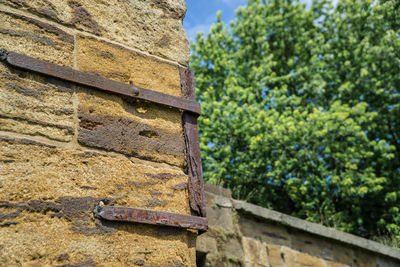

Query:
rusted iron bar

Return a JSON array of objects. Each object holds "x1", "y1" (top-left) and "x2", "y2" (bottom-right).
[
  {"x1": 0, "y1": 50, "x2": 201, "y2": 115},
  {"x1": 94, "y1": 205, "x2": 208, "y2": 231},
  {"x1": 180, "y1": 67, "x2": 207, "y2": 218}
]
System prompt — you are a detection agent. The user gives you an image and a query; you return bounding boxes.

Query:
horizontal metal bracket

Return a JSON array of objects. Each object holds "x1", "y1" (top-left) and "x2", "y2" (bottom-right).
[
  {"x1": 94, "y1": 204, "x2": 208, "y2": 232},
  {"x1": 0, "y1": 49, "x2": 201, "y2": 115}
]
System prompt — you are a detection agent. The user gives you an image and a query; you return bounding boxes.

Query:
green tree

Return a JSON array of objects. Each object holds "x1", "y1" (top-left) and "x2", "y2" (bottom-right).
[{"x1": 190, "y1": 0, "x2": 400, "y2": 243}]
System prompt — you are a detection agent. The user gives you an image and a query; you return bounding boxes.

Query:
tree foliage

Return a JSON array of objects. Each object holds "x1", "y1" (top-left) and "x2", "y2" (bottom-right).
[{"x1": 190, "y1": 0, "x2": 400, "y2": 242}]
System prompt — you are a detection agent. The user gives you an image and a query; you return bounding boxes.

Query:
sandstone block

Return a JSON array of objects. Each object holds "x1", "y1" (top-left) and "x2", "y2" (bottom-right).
[
  {"x1": 0, "y1": 136, "x2": 190, "y2": 215},
  {"x1": 0, "y1": 10, "x2": 73, "y2": 66},
  {"x1": 242, "y1": 237, "x2": 268, "y2": 266},
  {"x1": 207, "y1": 206, "x2": 234, "y2": 232},
  {"x1": 76, "y1": 35, "x2": 182, "y2": 97},
  {"x1": 290, "y1": 230, "x2": 334, "y2": 260},
  {"x1": 332, "y1": 244, "x2": 354, "y2": 266},
  {"x1": 0, "y1": 63, "x2": 74, "y2": 142},
  {"x1": 2, "y1": 0, "x2": 190, "y2": 65},
  {"x1": 223, "y1": 237, "x2": 244, "y2": 259},
  {"x1": 0, "y1": 202, "x2": 195, "y2": 266},
  {"x1": 196, "y1": 234, "x2": 218, "y2": 255},
  {"x1": 353, "y1": 249, "x2": 377, "y2": 267},
  {"x1": 280, "y1": 246, "x2": 296, "y2": 266},
  {"x1": 239, "y1": 216, "x2": 290, "y2": 247},
  {"x1": 294, "y1": 251, "x2": 326, "y2": 267},
  {"x1": 205, "y1": 191, "x2": 216, "y2": 207},
  {"x1": 325, "y1": 261, "x2": 347, "y2": 267},
  {"x1": 266, "y1": 244, "x2": 283, "y2": 267},
  {"x1": 77, "y1": 87, "x2": 186, "y2": 167}
]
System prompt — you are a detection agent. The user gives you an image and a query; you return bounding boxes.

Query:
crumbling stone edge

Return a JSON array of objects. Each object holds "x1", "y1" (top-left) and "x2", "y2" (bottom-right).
[{"x1": 205, "y1": 183, "x2": 400, "y2": 261}]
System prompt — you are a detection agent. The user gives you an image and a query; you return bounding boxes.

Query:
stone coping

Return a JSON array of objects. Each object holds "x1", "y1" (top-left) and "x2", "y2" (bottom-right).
[{"x1": 204, "y1": 184, "x2": 400, "y2": 261}]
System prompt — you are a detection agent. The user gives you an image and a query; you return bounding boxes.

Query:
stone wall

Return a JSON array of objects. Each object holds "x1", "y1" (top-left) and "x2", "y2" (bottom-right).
[
  {"x1": 197, "y1": 184, "x2": 400, "y2": 267},
  {"x1": 0, "y1": 1, "x2": 197, "y2": 266}
]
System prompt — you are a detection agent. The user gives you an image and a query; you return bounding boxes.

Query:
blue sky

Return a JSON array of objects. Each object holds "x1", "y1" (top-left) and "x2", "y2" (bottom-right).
[{"x1": 183, "y1": 0, "x2": 338, "y2": 42}]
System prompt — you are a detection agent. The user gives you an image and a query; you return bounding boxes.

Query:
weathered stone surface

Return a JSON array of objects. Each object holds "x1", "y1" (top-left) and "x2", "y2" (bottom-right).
[
  {"x1": 242, "y1": 237, "x2": 268, "y2": 266},
  {"x1": 76, "y1": 35, "x2": 182, "y2": 96},
  {"x1": 239, "y1": 216, "x2": 290, "y2": 247},
  {"x1": 232, "y1": 197, "x2": 400, "y2": 262},
  {"x1": 293, "y1": 251, "x2": 326, "y2": 267},
  {"x1": 2, "y1": 0, "x2": 190, "y2": 65},
  {"x1": 376, "y1": 256, "x2": 400, "y2": 267},
  {"x1": 325, "y1": 261, "x2": 348, "y2": 267},
  {"x1": 205, "y1": 191, "x2": 216, "y2": 207},
  {"x1": 214, "y1": 194, "x2": 233, "y2": 208},
  {"x1": 353, "y1": 248, "x2": 377, "y2": 267},
  {"x1": 0, "y1": 10, "x2": 73, "y2": 66},
  {"x1": 77, "y1": 87, "x2": 186, "y2": 167},
  {"x1": 0, "y1": 211, "x2": 196, "y2": 266},
  {"x1": 332, "y1": 244, "x2": 354, "y2": 266},
  {"x1": 266, "y1": 244, "x2": 282, "y2": 267},
  {"x1": 0, "y1": 136, "x2": 190, "y2": 215},
  {"x1": 280, "y1": 246, "x2": 296, "y2": 266},
  {"x1": 196, "y1": 234, "x2": 218, "y2": 255},
  {"x1": 207, "y1": 206, "x2": 234, "y2": 232},
  {"x1": 0, "y1": 63, "x2": 74, "y2": 142},
  {"x1": 223, "y1": 237, "x2": 244, "y2": 259},
  {"x1": 290, "y1": 230, "x2": 334, "y2": 260}
]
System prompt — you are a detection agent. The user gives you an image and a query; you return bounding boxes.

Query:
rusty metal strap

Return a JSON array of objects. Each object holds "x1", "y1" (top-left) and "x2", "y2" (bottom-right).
[
  {"x1": 0, "y1": 50, "x2": 201, "y2": 115},
  {"x1": 180, "y1": 68, "x2": 207, "y2": 218},
  {"x1": 94, "y1": 205, "x2": 208, "y2": 231}
]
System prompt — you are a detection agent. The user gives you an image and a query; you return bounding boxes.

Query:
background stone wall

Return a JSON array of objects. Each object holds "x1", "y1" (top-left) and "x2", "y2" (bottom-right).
[
  {"x1": 0, "y1": 1, "x2": 197, "y2": 266},
  {"x1": 198, "y1": 183, "x2": 400, "y2": 267}
]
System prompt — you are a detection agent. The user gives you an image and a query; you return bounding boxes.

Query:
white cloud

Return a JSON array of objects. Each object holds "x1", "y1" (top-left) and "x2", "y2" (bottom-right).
[{"x1": 185, "y1": 23, "x2": 214, "y2": 41}]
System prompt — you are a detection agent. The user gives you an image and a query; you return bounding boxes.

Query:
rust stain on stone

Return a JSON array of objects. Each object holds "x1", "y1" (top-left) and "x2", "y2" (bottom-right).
[
  {"x1": 0, "y1": 10, "x2": 74, "y2": 43},
  {"x1": 0, "y1": 134, "x2": 57, "y2": 148},
  {"x1": 152, "y1": 0, "x2": 186, "y2": 19},
  {"x1": 146, "y1": 198, "x2": 169, "y2": 207},
  {"x1": 157, "y1": 35, "x2": 171, "y2": 47},
  {"x1": 150, "y1": 191, "x2": 162, "y2": 197},
  {"x1": 68, "y1": 1, "x2": 101, "y2": 35},
  {"x1": 146, "y1": 172, "x2": 173, "y2": 181},
  {"x1": 0, "y1": 28, "x2": 57, "y2": 46},
  {"x1": 55, "y1": 256, "x2": 96, "y2": 267},
  {"x1": 79, "y1": 116, "x2": 104, "y2": 131},
  {"x1": 0, "y1": 114, "x2": 75, "y2": 134},
  {"x1": 0, "y1": 197, "x2": 117, "y2": 235},
  {"x1": 139, "y1": 130, "x2": 159, "y2": 139}
]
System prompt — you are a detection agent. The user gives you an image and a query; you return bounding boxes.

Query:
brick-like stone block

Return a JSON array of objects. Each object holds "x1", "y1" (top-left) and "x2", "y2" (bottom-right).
[
  {"x1": 266, "y1": 244, "x2": 282, "y2": 267},
  {"x1": 196, "y1": 234, "x2": 218, "y2": 255},
  {"x1": 2, "y1": 0, "x2": 190, "y2": 65},
  {"x1": 290, "y1": 230, "x2": 334, "y2": 260},
  {"x1": 280, "y1": 246, "x2": 296, "y2": 266},
  {"x1": 77, "y1": 87, "x2": 186, "y2": 167},
  {"x1": 76, "y1": 35, "x2": 182, "y2": 96},
  {"x1": 0, "y1": 136, "x2": 190, "y2": 214},
  {"x1": 0, "y1": 10, "x2": 73, "y2": 66},
  {"x1": 353, "y1": 248, "x2": 377, "y2": 267},
  {"x1": 0, "y1": 203, "x2": 196, "y2": 266},
  {"x1": 332, "y1": 243, "x2": 354, "y2": 266},
  {"x1": 242, "y1": 237, "x2": 268, "y2": 266},
  {"x1": 207, "y1": 206, "x2": 234, "y2": 232},
  {"x1": 0, "y1": 63, "x2": 74, "y2": 142},
  {"x1": 223, "y1": 237, "x2": 244, "y2": 259},
  {"x1": 294, "y1": 251, "x2": 326, "y2": 267},
  {"x1": 239, "y1": 216, "x2": 291, "y2": 247},
  {"x1": 325, "y1": 261, "x2": 348, "y2": 267}
]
